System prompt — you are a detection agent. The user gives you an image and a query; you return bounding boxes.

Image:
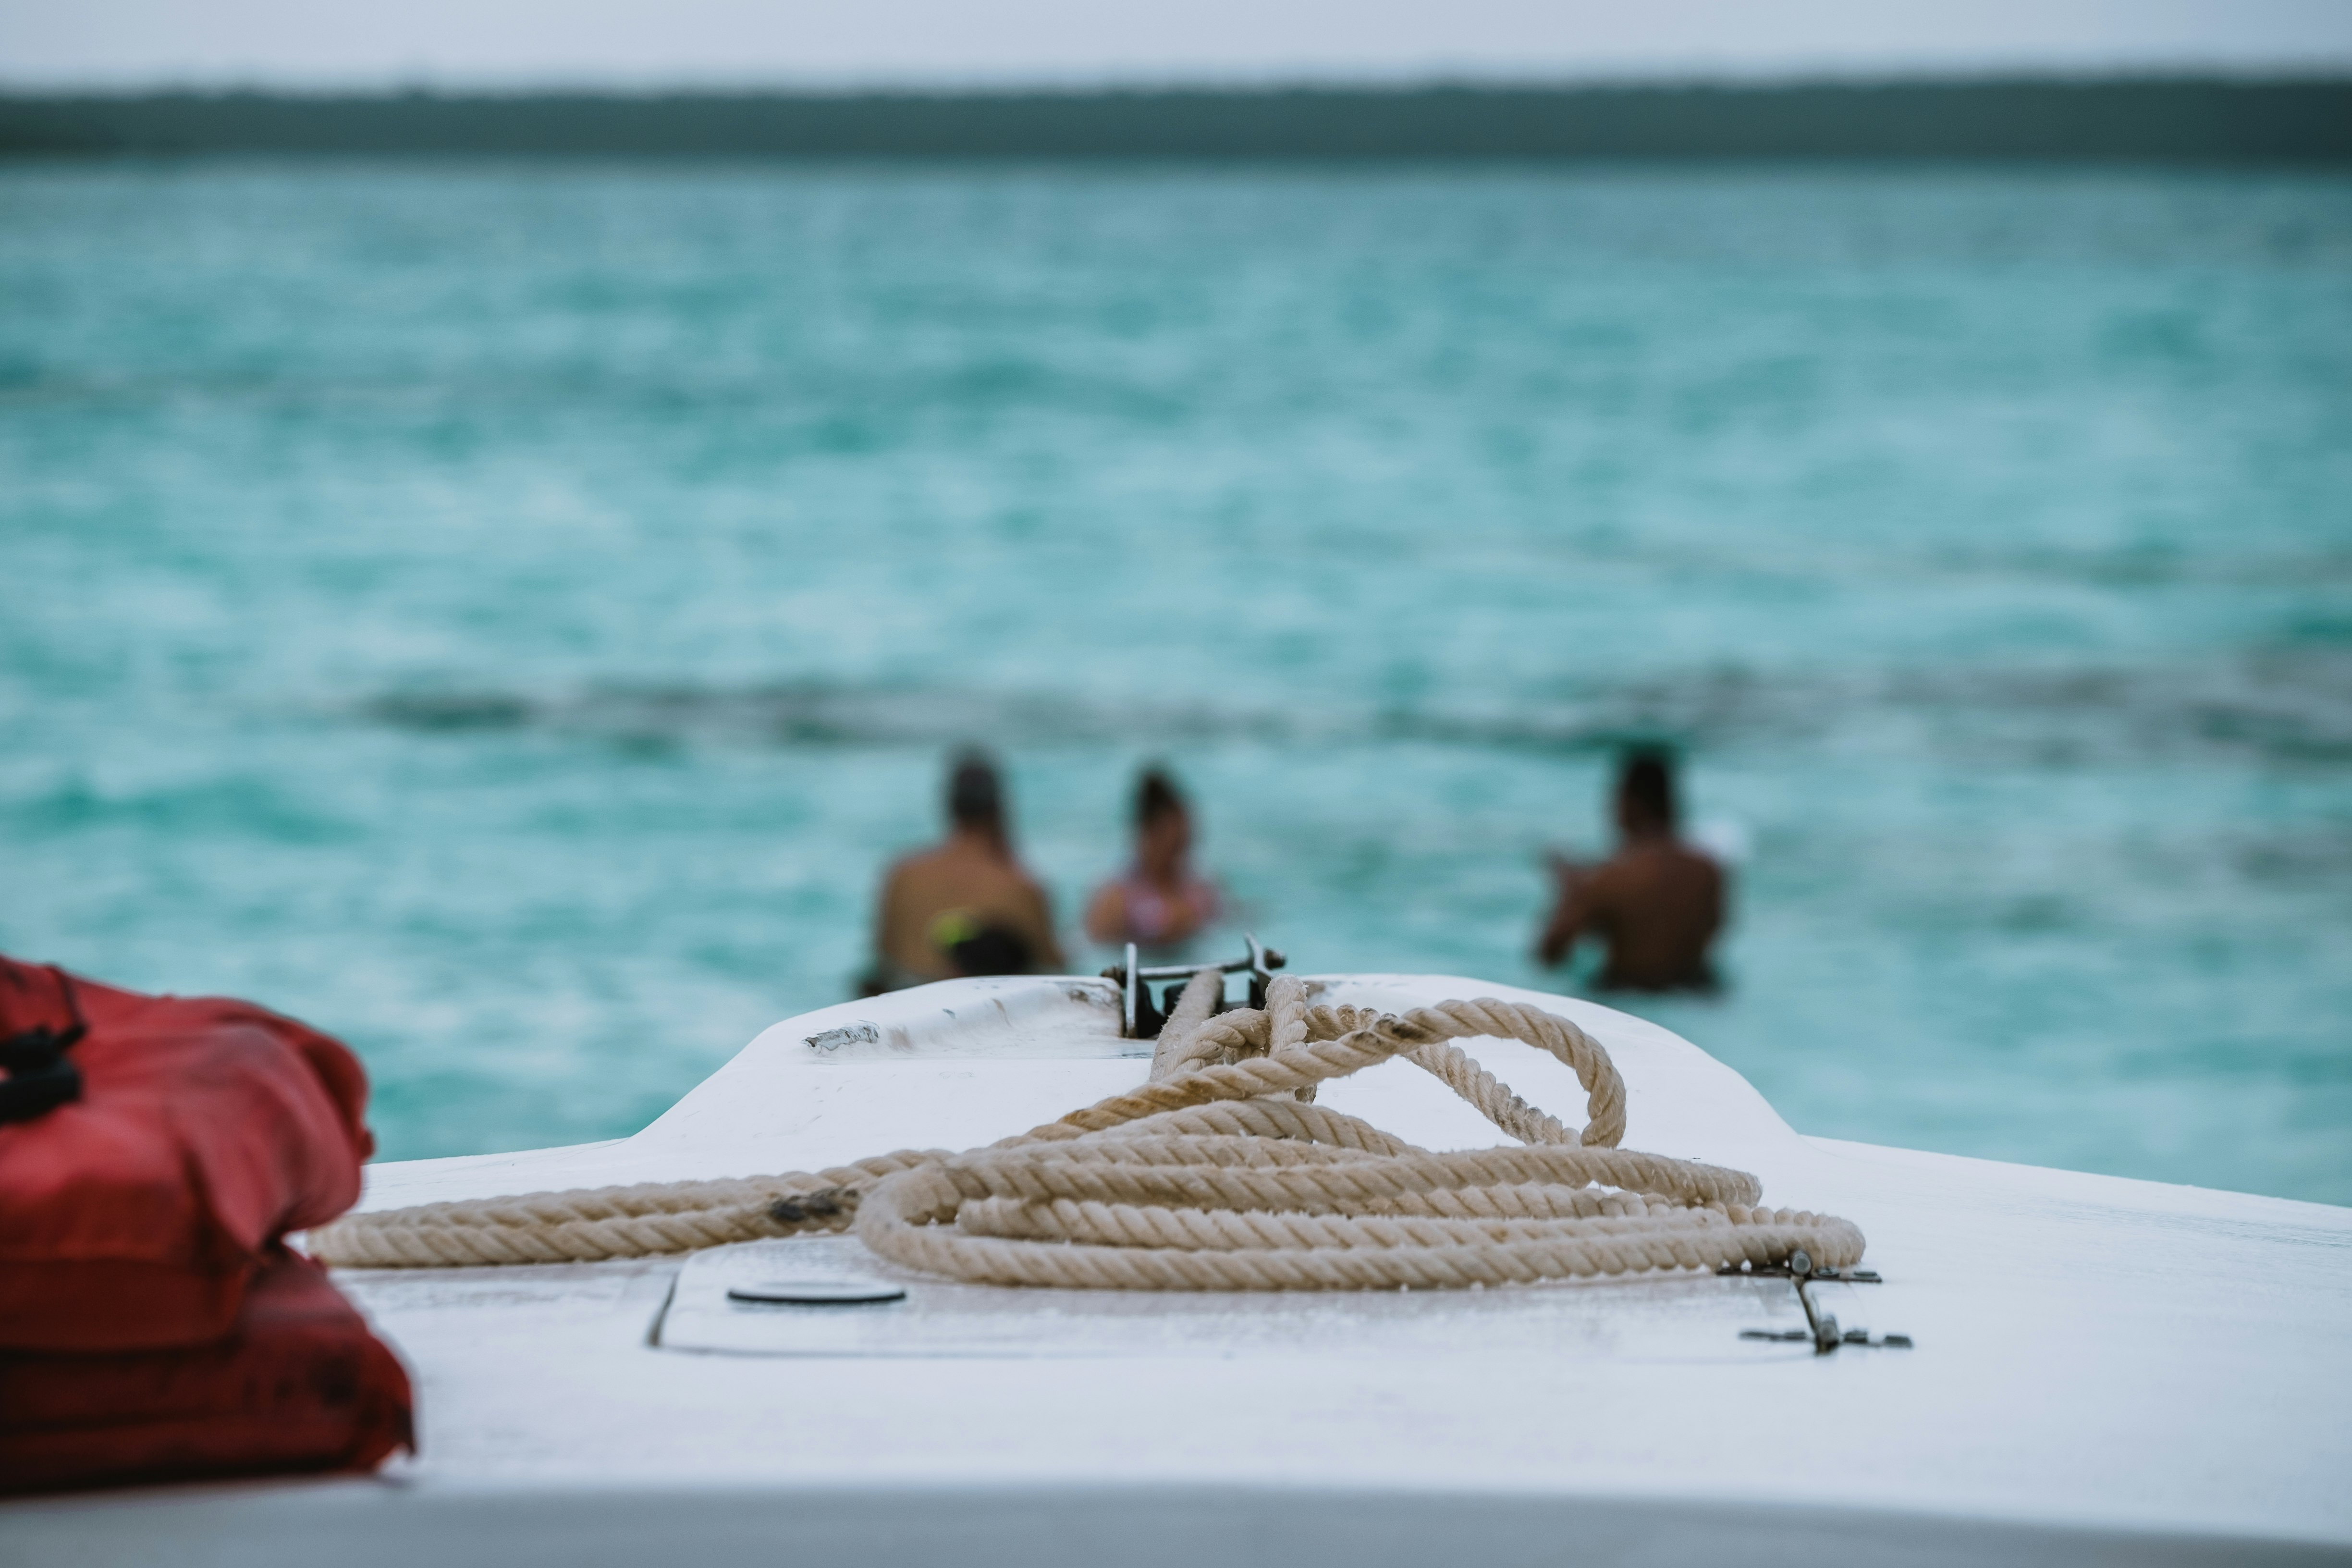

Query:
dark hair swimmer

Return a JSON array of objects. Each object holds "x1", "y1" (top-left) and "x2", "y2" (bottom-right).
[
  {"x1": 1535, "y1": 747, "x2": 1726, "y2": 991},
  {"x1": 1084, "y1": 765, "x2": 1220, "y2": 951},
  {"x1": 862, "y1": 749, "x2": 1065, "y2": 995}
]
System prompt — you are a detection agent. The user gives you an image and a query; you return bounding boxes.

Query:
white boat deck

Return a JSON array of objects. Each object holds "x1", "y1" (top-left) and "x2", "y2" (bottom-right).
[{"x1": 12, "y1": 975, "x2": 2352, "y2": 1565}]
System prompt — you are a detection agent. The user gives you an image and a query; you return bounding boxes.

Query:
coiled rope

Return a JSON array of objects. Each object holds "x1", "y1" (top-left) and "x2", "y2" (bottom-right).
[{"x1": 307, "y1": 976, "x2": 1863, "y2": 1289}]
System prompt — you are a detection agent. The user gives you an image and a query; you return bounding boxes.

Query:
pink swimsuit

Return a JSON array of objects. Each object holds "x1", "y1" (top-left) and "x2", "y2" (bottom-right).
[{"x1": 1118, "y1": 870, "x2": 1218, "y2": 944}]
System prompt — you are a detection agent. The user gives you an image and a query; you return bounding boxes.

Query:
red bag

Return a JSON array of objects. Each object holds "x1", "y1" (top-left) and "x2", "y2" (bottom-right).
[
  {"x1": 0, "y1": 956, "x2": 376, "y2": 1351},
  {"x1": 0, "y1": 1250, "x2": 414, "y2": 1495}
]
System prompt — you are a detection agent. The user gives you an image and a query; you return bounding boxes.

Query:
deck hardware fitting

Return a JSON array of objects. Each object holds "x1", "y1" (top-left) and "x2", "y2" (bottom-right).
[
  {"x1": 1104, "y1": 935, "x2": 1286, "y2": 1040},
  {"x1": 1724, "y1": 1250, "x2": 1913, "y2": 1352}
]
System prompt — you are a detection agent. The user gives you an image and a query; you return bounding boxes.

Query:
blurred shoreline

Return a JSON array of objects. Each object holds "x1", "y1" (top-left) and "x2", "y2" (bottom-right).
[{"x1": 4, "y1": 76, "x2": 2351, "y2": 162}]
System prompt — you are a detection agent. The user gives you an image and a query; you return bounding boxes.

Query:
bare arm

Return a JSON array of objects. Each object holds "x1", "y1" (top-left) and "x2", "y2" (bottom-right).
[
  {"x1": 1536, "y1": 857, "x2": 1606, "y2": 968},
  {"x1": 1083, "y1": 881, "x2": 1126, "y2": 945},
  {"x1": 1535, "y1": 897, "x2": 1580, "y2": 969},
  {"x1": 873, "y1": 861, "x2": 908, "y2": 968},
  {"x1": 1026, "y1": 879, "x2": 1066, "y2": 973}
]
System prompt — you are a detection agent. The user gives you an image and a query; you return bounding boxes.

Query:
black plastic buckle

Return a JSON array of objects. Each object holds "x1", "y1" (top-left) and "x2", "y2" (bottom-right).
[
  {"x1": 0, "y1": 964, "x2": 88, "y2": 1125},
  {"x1": 0, "y1": 1019, "x2": 86, "y2": 1126}
]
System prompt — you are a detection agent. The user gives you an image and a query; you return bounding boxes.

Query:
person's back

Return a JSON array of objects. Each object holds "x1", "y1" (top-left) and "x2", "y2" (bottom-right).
[
  {"x1": 868, "y1": 753, "x2": 1064, "y2": 992},
  {"x1": 1536, "y1": 749, "x2": 1725, "y2": 992}
]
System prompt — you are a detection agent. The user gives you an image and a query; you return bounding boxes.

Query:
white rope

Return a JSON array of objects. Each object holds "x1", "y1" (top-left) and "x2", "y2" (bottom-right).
[{"x1": 309, "y1": 979, "x2": 1864, "y2": 1290}]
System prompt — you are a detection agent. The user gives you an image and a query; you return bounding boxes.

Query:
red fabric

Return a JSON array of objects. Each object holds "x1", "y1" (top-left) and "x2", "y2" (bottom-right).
[
  {"x1": 0, "y1": 956, "x2": 376, "y2": 1351},
  {"x1": 0, "y1": 1250, "x2": 414, "y2": 1496}
]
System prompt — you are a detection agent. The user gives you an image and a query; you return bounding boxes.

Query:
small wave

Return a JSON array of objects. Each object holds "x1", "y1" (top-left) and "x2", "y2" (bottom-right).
[
  {"x1": 350, "y1": 653, "x2": 2352, "y2": 769},
  {"x1": 354, "y1": 681, "x2": 1665, "y2": 755}
]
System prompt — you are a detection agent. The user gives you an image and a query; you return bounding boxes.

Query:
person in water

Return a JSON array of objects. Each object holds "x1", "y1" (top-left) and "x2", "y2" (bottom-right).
[
  {"x1": 1085, "y1": 766, "x2": 1220, "y2": 950},
  {"x1": 864, "y1": 751, "x2": 1064, "y2": 993},
  {"x1": 1536, "y1": 748, "x2": 1726, "y2": 991}
]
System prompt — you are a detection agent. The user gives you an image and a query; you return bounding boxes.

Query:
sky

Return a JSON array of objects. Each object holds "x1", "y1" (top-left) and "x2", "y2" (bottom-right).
[{"x1": 3, "y1": 0, "x2": 2351, "y2": 88}]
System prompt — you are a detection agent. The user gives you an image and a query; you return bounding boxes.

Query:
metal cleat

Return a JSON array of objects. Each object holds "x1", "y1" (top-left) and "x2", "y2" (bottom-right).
[{"x1": 1102, "y1": 934, "x2": 1286, "y2": 1040}]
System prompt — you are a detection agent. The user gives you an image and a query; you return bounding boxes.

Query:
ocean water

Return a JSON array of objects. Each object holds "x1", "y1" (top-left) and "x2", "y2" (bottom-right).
[{"x1": 3, "y1": 162, "x2": 2348, "y2": 1202}]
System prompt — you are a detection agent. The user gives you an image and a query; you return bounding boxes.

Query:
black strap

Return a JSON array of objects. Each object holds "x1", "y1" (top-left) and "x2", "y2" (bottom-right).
[{"x1": 0, "y1": 968, "x2": 86, "y2": 1126}]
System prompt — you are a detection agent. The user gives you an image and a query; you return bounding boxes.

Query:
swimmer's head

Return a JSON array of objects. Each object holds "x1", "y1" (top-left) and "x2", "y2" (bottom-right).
[
  {"x1": 1135, "y1": 766, "x2": 1187, "y2": 830},
  {"x1": 1616, "y1": 747, "x2": 1678, "y2": 835},
  {"x1": 1134, "y1": 764, "x2": 1193, "y2": 872},
  {"x1": 947, "y1": 750, "x2": 1004, "y2": 838}
]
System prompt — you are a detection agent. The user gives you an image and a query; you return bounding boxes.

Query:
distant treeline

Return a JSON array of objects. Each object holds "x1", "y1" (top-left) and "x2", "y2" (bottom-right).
[{"x1": 3, "y1": 78, "x2": 2350, "y2": 162}]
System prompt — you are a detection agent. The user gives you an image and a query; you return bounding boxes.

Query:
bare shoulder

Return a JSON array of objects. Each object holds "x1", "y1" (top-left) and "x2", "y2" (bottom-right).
[
  {"x1": 1676, "y1": 843, "x2": 1727, "y2": 885},
  {"x1": 1581, "y1": 852, "x2": 1637, "y2": 900},
  {"x1": 1665, "y1": 844, "x2": 1727, "y2": 910},
  {"x1": 882, "y1": 844, "x2": 951, "y2": 896},
  {"x1": 899, "y1": 842, "x2": 960, "y2": 874}
]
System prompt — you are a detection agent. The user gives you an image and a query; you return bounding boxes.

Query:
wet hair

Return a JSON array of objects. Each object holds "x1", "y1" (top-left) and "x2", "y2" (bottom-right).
[
  {"x1": 946, "y1": 750, "x2": 1003, "y2": 833},
  {"x1": 1617, "y1": 747, "x2": 1678, "y2": 828},
  {"x1": 1134, "y1": 765, "x2": 1188, "y2": 831}
]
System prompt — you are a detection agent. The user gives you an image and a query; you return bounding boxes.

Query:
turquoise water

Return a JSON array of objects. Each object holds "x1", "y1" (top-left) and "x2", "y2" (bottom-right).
[{"x1": 3, "y1": 163, "x2": 2349, "y2": 1201}]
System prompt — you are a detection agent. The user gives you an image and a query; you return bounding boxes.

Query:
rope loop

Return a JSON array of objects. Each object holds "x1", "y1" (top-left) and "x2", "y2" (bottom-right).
[{"x1": 308, "y1": 979, "x2": 1862, "y2": 1289}]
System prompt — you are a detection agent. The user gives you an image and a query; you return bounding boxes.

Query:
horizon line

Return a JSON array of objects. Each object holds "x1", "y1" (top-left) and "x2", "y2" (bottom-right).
[{"x1": 10, "y1": 64, "x2": 2352, "y2": 99}]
